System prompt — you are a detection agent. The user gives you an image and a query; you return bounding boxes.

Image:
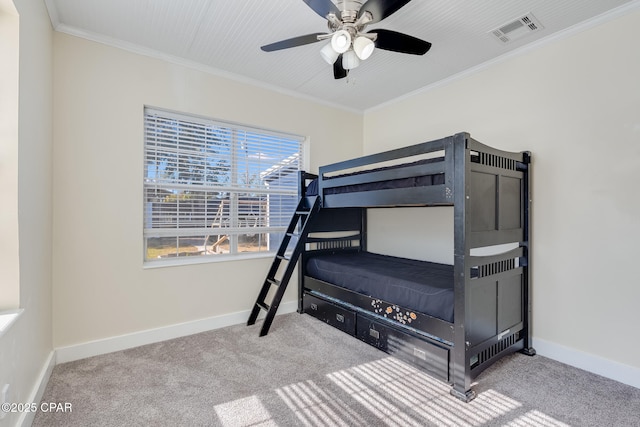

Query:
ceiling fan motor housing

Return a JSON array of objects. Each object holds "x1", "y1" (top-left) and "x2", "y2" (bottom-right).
[
  {"x1": 327, "y1": 1, "x2": 367, "y2": 32},
  {"x1": 341, "y1": 9, "x2": 358, "y2": 24},
  {"x1": 338, "y1": 1, "x2": 365, "y2": 15}
]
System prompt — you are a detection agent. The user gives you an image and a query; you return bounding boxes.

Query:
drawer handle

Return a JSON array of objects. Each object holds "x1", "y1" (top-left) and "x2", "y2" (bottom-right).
[
  {"x1": 310, "y1": 303, "x2": 317, "y2": 311},
  {"x1": 336, "y1": 313, "x2": 345, "y2": 323},
  {"x1": 414, "y1": 348, "x2": 427, "y2": 361},
  {"x1": 369, "y1": 328, "x2": 380, "y2": 339}
]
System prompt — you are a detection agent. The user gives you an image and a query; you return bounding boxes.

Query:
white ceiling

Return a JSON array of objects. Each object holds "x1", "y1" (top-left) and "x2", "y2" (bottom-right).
[{"x1": 45, "y1": 0, "x2": 637, "y2": 112}]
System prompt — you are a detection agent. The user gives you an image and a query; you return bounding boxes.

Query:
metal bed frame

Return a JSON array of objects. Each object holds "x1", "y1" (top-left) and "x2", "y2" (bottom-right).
[{"x1": 297, "y1": 132, "x2": 535, "y2": 401}]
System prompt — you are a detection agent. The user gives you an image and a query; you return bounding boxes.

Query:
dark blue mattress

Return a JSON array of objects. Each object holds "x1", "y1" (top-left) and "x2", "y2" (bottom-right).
[
  {"x1": 305, "y1": 252, "x2": 454, "y2": 322},
  {"x1": 306, "y1": 158, "x2": 445, "y2": 196}
]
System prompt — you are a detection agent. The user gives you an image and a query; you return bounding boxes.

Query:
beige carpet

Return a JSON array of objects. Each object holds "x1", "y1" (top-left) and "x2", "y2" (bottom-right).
[{"x1": 34, "y1": 313, "x2": 640, "y2": 426}]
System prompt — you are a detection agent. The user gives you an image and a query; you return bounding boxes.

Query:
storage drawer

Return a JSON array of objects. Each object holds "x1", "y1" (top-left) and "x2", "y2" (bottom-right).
[
  {"x1": 303, "y1": 294, "x2": 356, "y2": 335},
  {"x1": 356, "y1": 314, "x2": 449, "y2": 382}
]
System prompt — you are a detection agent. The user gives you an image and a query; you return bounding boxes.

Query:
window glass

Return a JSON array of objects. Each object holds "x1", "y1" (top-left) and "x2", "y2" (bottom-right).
[{"x1": 144, "y1": 108, "x2": 304, "y2": 264}]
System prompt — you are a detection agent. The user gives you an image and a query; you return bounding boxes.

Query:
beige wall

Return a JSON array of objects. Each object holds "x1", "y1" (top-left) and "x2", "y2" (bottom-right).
[
  {"x1": 0, "y1": 0, "x2": 53, "y2": 425},
  {"x1": 364, "y1": 10, "x2": 640, "y2": 368},
  {"x1": 52, "y1": 33, "x2": 363, "y2": 347}
]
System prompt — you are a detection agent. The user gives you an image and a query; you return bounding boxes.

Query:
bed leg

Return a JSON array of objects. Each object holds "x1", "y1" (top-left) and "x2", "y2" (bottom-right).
[
  {"x1": 521, "y1": 347, "x2": 537, "y2": 356},
  {"x1": 450, "y1": 387, "x2": 477, "y2": 403}
]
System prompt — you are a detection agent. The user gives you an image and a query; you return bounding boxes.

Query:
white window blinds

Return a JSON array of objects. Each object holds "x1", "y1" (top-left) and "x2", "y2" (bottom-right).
[{"x1": 143, "y1": 107, "x2": 304, "y2": 263}]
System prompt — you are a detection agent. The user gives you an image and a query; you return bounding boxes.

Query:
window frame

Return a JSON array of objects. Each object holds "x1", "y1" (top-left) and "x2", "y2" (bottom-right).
[{"x1": 143, "y1": 107, "x2": 306, "y2": 267}]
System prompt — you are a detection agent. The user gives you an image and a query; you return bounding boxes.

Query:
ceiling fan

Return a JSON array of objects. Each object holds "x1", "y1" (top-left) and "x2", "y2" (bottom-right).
[{"x1": 261, "y1": 0, "x2": 432, "y2": 79}]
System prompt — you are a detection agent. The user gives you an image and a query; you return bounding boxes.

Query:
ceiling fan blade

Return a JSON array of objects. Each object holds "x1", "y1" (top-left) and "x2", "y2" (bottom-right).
[
  {"x1": 369, "y1": 29, "x2": 431, "y2": 55},
  {"x1": 333, "y1": 55, "x2": 348, "y2": 79},
  {"x1": 261, "y1": 33, "x2": 326, "y2": 52},
  {"x1": 303, "y1": 0, "x2": 341, "y2": 19},
  {"x1": 357, "y1": 0, "x2": 413, "y2": 25}
]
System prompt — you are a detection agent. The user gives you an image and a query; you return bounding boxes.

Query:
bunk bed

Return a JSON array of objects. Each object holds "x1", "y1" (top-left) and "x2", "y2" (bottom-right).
[{"x1": 293, "y1": 132, "x2": 535, "y2": 402}]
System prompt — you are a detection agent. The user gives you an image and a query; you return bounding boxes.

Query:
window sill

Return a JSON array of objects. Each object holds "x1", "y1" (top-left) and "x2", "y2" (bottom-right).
[
  {"x1": 0, "y1": 309, "x2": 24, "y2": 339},
  {"x1": 143, "y1": 252, "x2": 275, "y2": 269}
]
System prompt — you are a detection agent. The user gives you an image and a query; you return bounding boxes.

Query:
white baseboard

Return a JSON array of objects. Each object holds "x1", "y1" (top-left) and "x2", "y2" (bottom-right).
[
  {"x1": 533, "y1": 337, "x2": 640, "y2": 389},
  {"x1": 18, "y1": 350, "x2": 56, "y2": 427},
  {"x1": 53, "y1": 308, "x2": 639, "y2": 391},
  {"x1": 55, "y1": 301, "x2": 298, "y2": 364}
]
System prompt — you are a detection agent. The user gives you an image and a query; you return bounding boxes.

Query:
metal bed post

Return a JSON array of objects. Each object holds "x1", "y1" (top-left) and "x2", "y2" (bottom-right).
[
  {"x1": 297, "y1": 171, "x2": 317, "y2": 314},
  {"x1": 521, "y1": 152, "x2": 536, "y2": 356},
  {"x1": 450, "y1": 133, "x2": 475, "y2": 402},
  {"x1": 297, "y1": 170, "x2": 306, "y2": 314}
]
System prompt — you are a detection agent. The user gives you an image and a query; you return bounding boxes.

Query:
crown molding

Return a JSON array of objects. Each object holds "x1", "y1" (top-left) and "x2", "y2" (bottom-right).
[
  {"x1": 51, "y1": 22, "x2": 363, "y2": 115},
  {"x1": 43, "y1": 0, "x2": 60, "y2": 29}
]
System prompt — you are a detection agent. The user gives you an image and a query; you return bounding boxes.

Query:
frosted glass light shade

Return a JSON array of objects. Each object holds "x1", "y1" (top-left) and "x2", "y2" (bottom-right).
[
  {"x1": 353, "y1": 36, "x2": 375, "y2": 60},
  {"x1": 342, "y1": 50, "x2": 360, "y2": 69},
  {"x1": 331, "y1": 30, "x2": 351, "y2": 54},
  {"x1": 320, "y1": 43, "x2": 339, "y2": 64}
]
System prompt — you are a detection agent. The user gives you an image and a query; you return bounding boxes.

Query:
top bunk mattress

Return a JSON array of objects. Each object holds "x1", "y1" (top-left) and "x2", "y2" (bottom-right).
[
  {"x1": 305, "y1": 252, "x2": 454, "y2": 323},
  {"x1": 306, "y1": 157, "x2": 445, "y2": 196}
]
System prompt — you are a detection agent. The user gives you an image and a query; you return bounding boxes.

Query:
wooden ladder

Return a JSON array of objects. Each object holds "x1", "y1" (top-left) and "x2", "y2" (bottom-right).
[{"x1": 247, "y1": 196, "x2": 320, "y2": 336}]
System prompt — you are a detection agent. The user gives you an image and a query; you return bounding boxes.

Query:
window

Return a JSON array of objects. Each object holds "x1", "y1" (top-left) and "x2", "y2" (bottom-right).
[
  {"x1": 143, "y1": 107, "x2": 304, "y2": 264},
  {"x1": 1, "y1": 7, "x2": 20, "y2": 309}
]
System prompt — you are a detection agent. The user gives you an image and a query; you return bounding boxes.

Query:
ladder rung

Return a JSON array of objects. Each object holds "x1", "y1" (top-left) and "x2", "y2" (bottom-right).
[
  {"x1": 276, "y1": 254, "x2": 290, "y2": 261},
  {"x1": 296, "y1": 210, "x2": 310, "y2": 215},
  {"x1": 267, "y1": 278, "x2": 281, "y2": 287},
  {"x1": 257, "y1": 301, "x2": 270, "y2": 311},
  {"x1": 286, "y1": 232, "x2": 300, "y2": 238}
]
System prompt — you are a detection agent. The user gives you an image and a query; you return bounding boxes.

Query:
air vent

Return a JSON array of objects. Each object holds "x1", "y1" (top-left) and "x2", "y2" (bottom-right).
[{"x1": 490, "y1": 13, "x2": 543, "y2": 44}]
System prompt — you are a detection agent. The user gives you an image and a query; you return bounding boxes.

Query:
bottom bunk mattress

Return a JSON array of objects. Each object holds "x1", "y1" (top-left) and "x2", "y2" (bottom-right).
[{"x1": 305, "y1": 252, "x2": 454, "y2": 323}]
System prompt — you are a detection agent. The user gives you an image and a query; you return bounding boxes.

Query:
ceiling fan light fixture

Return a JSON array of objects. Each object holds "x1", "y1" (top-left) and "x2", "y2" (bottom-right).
[
  {"x1": 353, "y1": 36, "x2": 375, "y2": 60},
  {"x1": 331, "y1": 30, "x2": 351, "y2": 54},
  {"x1": 342, "y1": 50, "x2": 360, "y2": 70},
  {"x1": 320, "y1": 42, "x2": 339, "y2": 64}
]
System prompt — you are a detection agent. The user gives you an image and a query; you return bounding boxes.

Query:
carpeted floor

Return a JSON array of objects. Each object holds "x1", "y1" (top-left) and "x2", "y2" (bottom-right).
[{"x1": 33, "y1": 313, "x2": 640, "y2": 426}]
